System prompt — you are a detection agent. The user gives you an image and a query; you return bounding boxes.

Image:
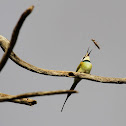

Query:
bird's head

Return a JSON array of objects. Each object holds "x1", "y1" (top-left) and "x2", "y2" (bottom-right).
[{"x1": 81, "y1": 47, "x2": 92, "y2": 62}]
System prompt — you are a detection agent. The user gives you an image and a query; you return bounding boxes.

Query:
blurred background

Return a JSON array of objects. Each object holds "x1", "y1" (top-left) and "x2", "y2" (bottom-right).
[{"x1": 0, "y1": 0, "x2": 126, "y2": 126}]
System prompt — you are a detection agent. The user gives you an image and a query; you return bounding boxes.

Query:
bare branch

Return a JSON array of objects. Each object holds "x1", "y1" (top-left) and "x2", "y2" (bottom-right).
[
  {"x1": 0, "y1": 35, "x2": 126, "y2": 84},
  {"x1": 0, "y1": 90, "x2": 77, "y2": 102},
  {"x1": 0, "y1": 6, "x2": 34, "y2": 72},
  {"x1": 0, "y1": 93, "x2": 37, "y2": 106}
]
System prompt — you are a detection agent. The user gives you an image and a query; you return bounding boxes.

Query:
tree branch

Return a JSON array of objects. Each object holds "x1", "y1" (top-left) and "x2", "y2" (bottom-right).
[
  {"x1": 0, "y1": 35, "x2": 126, "y2": 84},
  {"x1": 0, "y1": 92, "x2": 37, "y2": 106},
  {"x1": 0, "y1": 90, "x2": 77, "y2": 102},
  {"x1": 0, "y1": 6, "x2": 34, "y2": 72}
]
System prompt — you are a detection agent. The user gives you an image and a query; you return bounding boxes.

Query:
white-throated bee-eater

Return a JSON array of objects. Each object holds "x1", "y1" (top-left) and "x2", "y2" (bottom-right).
[{"x1": 61, "y1": 48, "x2": 92, "y2": 112}]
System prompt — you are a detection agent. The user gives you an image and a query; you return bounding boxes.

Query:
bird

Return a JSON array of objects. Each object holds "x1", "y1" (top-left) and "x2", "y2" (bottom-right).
[{"x1": 61, "y1": 48, "x2": 92, "y2": 112}]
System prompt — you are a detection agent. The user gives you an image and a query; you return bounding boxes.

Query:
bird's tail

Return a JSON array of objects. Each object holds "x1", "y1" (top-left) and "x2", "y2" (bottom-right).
[
  {"x1": 61, "y1": 78, "x2": 81, "y2": 112},
  {"x1": 61, "y1": 93, "x2": 71, "y2": 112}
]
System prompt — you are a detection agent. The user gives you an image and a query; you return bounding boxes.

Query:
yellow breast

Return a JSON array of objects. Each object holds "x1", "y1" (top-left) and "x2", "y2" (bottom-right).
[{"x1": 77, "y1": 61, "x2": 92, "y2": 74}]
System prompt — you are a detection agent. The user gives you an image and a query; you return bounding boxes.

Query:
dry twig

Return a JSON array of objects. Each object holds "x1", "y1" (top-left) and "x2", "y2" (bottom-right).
[
  {"x1": 0, "y1": 90, "x2": 77, "y2": 102},
  {"x1": 0, "y1": 92, "x2": 37, "y2": 106},
  {"x1": 0, "y1": 6, "x2": 34, "y2": 72}
]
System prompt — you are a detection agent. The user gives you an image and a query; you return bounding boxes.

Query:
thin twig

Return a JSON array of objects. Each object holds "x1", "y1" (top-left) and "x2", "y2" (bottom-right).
[
  {"x1": 0, "y1": 93, "x2": 37, "y2": 106},
  {"x1": 0, "y1": 6, "x2": 34, "y2": 72},
  {"x1": 0, "y1": 90, "x2": 77, "y2": 102}
]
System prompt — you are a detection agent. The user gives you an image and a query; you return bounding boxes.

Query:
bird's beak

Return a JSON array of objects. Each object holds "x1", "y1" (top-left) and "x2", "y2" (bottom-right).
[
  {"x1": 88, "y1": 49, "x2": 92, "y2": 56},
  {"x1": 87, "y1": 47, "x2": 92, "y2": 56},
  {"x1": 87, "y1": 47, "x2": 89, "y2": 53}
]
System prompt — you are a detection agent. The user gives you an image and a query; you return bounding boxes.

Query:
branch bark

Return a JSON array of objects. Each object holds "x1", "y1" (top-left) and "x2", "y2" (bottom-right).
[
  {"x1": 0, "y1": 90, "x2": 77, "y2": 102},
  {"x1": 0, "y1": 6, "x2": 34, "y2": 72},
  {"x1": 0, "y1": 92, "x2": 37, "y2": 106},
  {"x1": 0, "y1": 35, "x2": 126, "y2": 84}
]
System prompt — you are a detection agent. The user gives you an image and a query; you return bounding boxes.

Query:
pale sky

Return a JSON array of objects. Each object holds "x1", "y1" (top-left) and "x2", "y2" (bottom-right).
[{"x1": 1, "y1": 0, "x2": 126, "y2": 126}]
